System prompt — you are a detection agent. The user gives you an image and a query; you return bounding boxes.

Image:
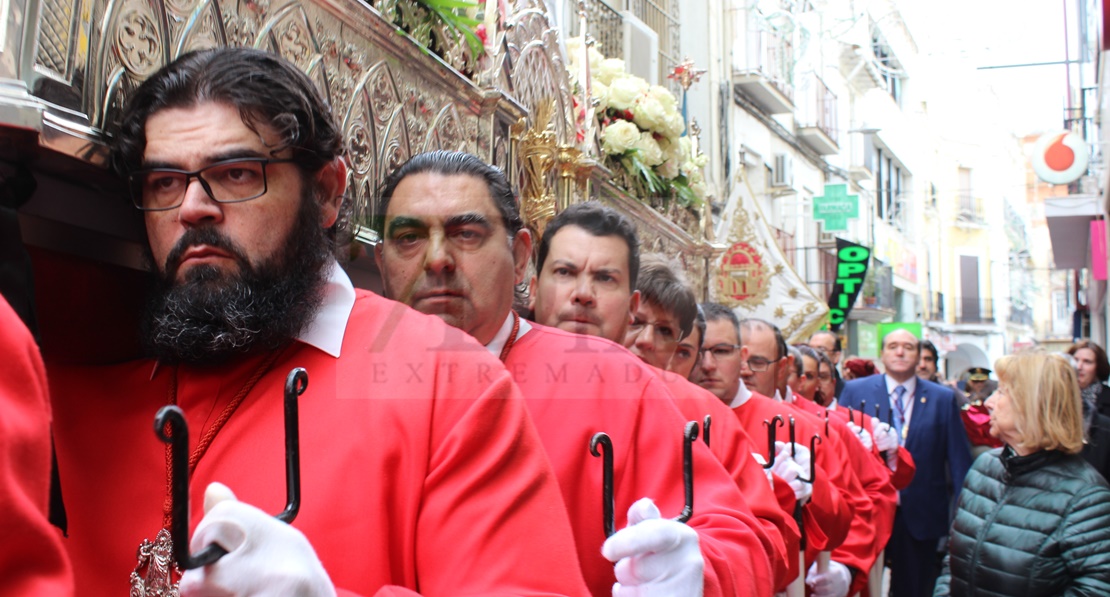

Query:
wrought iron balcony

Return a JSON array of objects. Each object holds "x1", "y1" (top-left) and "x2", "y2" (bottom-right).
[
  {"x1": 796, "y1": 75, "x2": 838, "y2": 155},
  {"x1": 733, "y1": 27, "x2": 794, "y2": 114}
]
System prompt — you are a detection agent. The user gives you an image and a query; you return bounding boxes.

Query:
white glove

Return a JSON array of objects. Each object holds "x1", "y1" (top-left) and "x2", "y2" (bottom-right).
[
  {"x1": 773, "y1": 440, "x2": 811, "y2": 475},
  {"x1": 180, "y1": 483, "x2": 336, "y2": 597},
  {"x1": 602, "y1": 497, "x2": 704, "y2": 597},
  {"x1": 751, "y1": 452, "x2": 774, "y2": 489},
  {"x1": 846, "y1": 421, "x2": 873, "y2": 451},
  {"x1": 770, "y1": 448, "x2": 813, "y2": 504},
  {"x1": 805, "y1": 560, "x2": 851, "y2": 597},
  {"x1": 871, "y1": 420, "x2": 900, "y2": 471}
]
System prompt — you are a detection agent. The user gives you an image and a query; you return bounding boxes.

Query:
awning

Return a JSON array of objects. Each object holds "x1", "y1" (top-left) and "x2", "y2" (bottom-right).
[{"x1": 1044, "y1": 194, "x2": 1103, "y2": 269}]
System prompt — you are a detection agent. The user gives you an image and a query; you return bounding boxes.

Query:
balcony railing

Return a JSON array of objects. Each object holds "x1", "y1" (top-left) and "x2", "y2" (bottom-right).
[
  {"x1": 955, "y1": 195, "x2": 986, "y2": 226},
  {"x1": 565, "y1": 0, "x2": 681, "y2": 93},
  {"x1": 925, "y1": 292, "x2": 945, "y2": 321},
  {"x1": 805, "y1": 75, "x2": 837, "y2": 144},
  {"x1": 564, "y1": 0, "x2": 625, "y2": 61},
  {"x1": 1009, "y1": 304, "x2": 1034, "y2": 327},
  {"x1": 955, "y1": 298, "x2": 995, "y2": 324},
  {"x1": 739, "y1": 27, "x2": 794, "y2": 102}
]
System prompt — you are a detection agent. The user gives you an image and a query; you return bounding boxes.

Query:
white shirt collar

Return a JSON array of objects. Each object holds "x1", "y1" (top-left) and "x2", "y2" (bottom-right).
[
  {"x1": 885, "y1": 374, "x2": 917, "y2": 397},
  {"x1": 728, "y1": 377, "x2": 753, "y2": 408},
  {"x1": 484, "y1": 312, "x2": 533, "y2": 357},
  {"x1": 296, "y1": 259, "x2": 356, "y2": 358}
]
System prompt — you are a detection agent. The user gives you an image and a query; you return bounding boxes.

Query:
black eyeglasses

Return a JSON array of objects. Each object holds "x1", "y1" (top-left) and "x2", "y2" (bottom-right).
[
  {"x1": 129, "y1": 157, "x2": 297, "y2": 211},
  {"x1": 744, "y1": 355, "x2": 780, "y2": 372},
  {"x1": 703, "y1": 344, "x2": 741, "y2": 360}
]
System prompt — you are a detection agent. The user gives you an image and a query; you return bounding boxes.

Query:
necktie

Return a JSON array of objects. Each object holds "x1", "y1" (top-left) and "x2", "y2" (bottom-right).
[{"x1": 893, "y1": 385, "x2": 908, "y2": 442}]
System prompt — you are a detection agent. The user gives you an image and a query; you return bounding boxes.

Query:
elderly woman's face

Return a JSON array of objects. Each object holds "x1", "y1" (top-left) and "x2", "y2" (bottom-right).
[
  {"x1": 986, "y1": 383, "x2": 1026, "y2": 454},
  {"x1": 1074, "y1": 348, "x2": 1100, "y2": 389}
]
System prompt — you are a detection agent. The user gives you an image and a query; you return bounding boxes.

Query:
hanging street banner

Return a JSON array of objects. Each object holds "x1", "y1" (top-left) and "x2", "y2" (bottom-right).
[
  {"x1": 813, "y1": 184, "x2": 859, "y2": 232},
  {"x1": 827, "y1": 239, "x2": 871, "y2": 331},
  {"x1": 712, "y1": 171, "x2": 828, "y2": 343}
]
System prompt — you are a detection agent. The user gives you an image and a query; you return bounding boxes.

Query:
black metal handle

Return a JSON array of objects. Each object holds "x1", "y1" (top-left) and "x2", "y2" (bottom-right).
[
  {"x1": 702, "y1": 415, "x2": 712, "y2": 448},
  {"x1": 762, "y1": 415, "x2": 784, "y2": 469},
  {"x1": 798, "y1": 433, "x2": 822, "y2": 484},
  {"x1": 673, "y1": 421, "x2": 699, "y2": 523},
  {"x1": 153, "y1": 367, "x2": 307, "y2": 570},
  {"x1": 590, "y1": 432, "x2": 615, "y2": 538}
]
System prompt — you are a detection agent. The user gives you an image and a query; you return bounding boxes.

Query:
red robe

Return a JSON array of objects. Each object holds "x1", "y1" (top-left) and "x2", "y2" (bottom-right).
[
  {"x1": 48, "y1": 291, "x2": 589, "y2": 597},
  {"x1": 505, "y1": 325, "x2": 772, "y2": 596},
  {"x1": 0, "y1": 297, "x2": 73, "y2": 597},
  {"x1": 792, "y1": 396, "x2": 899, "y2": 595},
  {"x1": 654, "y1": 369, "x2": 800, "y2": 591},
  {"x1": 732, "y1": 393, "x2": 862, "y2": 587},
  {"x1": 829, "y1": 403, "x2": 916, "y2": 491}
]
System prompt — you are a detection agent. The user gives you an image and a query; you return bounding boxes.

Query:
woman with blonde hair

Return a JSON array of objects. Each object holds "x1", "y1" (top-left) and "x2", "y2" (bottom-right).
[{"x1": 935, "y1": 350, "x2": 1110, "y2": 596}]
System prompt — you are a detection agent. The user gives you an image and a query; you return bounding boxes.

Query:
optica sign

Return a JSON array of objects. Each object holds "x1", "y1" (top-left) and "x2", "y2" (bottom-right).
[{"x1": 827, "y1": 239, "x2": 871, "y2": 331}]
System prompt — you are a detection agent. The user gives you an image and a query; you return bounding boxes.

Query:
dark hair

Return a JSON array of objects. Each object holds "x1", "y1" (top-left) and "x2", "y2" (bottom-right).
[
  {"x1": 741, "y1": 318, "x2": 787, "y2": 360},
  {"x1": 690, "y1": 304, "x2": 707, "y2": 350},
  {"x1": 700, "y1": 302, "x2": 740, "y2": 343},
  {"x1": 537, "y1": 202, "x2": 640, "y2": 290},
  {"x1": 790, "y1": 345, "x2": 811, "y2": 377},
  {"x1": 1068, "y1": 340, "x2": 1110, "y2": 382},
  {"x1": 920, "y1": 339, "x2": 939, "y2": 360},
  {"x1": 637, "y1": 253, "x2": 697, "y2": 339},
  {"x1": 376, "y1": 150, "x2": 523, "y2": 235},
  {"x1": 112, "y1": 48, "x2": 343, "y2": 178},
  {"x1": 809, "y1": 330, "x2": 842, "y2": 352}
]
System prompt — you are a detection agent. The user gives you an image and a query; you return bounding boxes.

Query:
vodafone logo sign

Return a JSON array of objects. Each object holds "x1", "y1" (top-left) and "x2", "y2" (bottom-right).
[{"x1": 1032, "y1": 131, "x2": 1089, "y2": 185}]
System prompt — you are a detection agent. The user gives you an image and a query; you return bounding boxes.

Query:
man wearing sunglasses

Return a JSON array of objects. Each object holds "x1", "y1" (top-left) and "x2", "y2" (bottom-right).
[{"x1": 47, "y1": 48, "x2": 589, "y2": 597}]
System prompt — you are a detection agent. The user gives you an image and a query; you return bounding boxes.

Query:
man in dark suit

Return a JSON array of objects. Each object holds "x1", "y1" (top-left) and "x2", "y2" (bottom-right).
[{"x1": 839, "y1": 329, "x2": 972, "y2": 597}]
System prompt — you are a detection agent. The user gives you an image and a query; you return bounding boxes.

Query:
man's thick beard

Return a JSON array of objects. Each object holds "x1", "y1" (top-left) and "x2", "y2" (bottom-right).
[{"x1": 141, "y1": 197, "x2": 331, "y2": 366}]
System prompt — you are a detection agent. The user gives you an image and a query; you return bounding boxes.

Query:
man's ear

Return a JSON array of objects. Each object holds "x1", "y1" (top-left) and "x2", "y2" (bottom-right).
[
  {"x1": 315, "y1": 157, "x2": 348, "y2": 229},
  {"x1": 627, "y1": 289, "x2": 641, "y2": 323},
  {"x1": 512, "y1": 228, "x2": 533, "y2": 284}
]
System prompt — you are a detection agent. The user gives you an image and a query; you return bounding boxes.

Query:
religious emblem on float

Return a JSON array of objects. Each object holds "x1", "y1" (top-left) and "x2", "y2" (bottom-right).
[
  {"x1": 1031, "y1": 131, "x2": 1089, "y2": 185},
  {"x1": 717, "y1": 242, "x2": 771, "y2": 307}
]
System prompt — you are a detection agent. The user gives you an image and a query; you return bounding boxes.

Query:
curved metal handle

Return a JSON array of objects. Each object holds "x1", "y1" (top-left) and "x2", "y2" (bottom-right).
[
  {"x1": 155, "y1": 406, "x2": 229, "y2": 570},
  {"x1": 277, "y1": 368, "x2": 308, "y2": 523},
  {"x1": 590, "y1": 432, "x2": 615, "y2": 538},
  {"x1": 762, "y1": 415, "x2": 784, "y2": 469},
  {"x1": 702, "y1": 415, "x2": 712, "y2": 448},
  {"x1": 798, "y1": 433, "x2": 823, "y2": 484},
  {"x1": 673, "y1": 421, "x2": 699, "y2": 524}
]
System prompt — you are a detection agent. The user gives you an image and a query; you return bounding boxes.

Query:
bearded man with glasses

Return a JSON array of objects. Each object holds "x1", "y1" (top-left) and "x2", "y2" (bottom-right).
[{"x1": 46, "y1": 48, "x2": 589, "y2": 596}]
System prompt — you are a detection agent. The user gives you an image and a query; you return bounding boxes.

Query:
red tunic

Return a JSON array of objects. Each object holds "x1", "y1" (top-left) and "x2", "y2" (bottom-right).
[
  {"x1": 830, "y1": 403, "x2": 916, "y2": 491},
  {"x1": 0, "y1": 297, "x2": 73, "y2": 597},
  {"x1": 504, "y1": 325, "x2": 772, "y2": 596},
  {"x1": 792, "y1": 396, "x2": 898, "y2": 595},
  {"x1": 731, "y1": 394, "x2": 858, "y2": 560},
  {"x1": 48, "y1": 291, "x2": 589, "y2": 597},
  {"x1": 654, "y1": 369, "x2": 800, "y2": 591}
]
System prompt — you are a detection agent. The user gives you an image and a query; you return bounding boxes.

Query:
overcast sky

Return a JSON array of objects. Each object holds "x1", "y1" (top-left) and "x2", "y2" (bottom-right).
[{"x1": 902, "y1": 0, "x2": 1082, "y2": 136}]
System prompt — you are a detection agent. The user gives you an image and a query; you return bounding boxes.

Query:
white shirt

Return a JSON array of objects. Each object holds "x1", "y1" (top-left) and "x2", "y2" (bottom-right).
[
  {"x1": 728, "y1": 378, "x2": 754, "y2": 409},
  {"x1": 484, "y1": 312, "x2": 532, "y2": 358},
  {"x1": 297, "y1": 259, "x2": 357, "y2": 358},
  {"x1": 885, "y1": 374, "x2": 918, "y2": 430}
]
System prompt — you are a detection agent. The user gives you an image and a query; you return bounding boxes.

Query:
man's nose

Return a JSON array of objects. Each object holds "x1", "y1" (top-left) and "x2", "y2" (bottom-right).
[
  {"x1": 177, "y1": 178, "x2": 223, "y2": 227},
  {"x1": 423, "y1": 233, "x2": 454, "y2": 275},
  {"x1": 570, "y1": 277, "x2": 594, "y2": 306}
]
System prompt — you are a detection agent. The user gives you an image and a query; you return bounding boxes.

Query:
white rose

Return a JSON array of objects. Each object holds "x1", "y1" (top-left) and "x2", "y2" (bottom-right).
[
  {"x1": 659, "y1": 112, "x2": 685, "y2": 139},
  {"x1": 632, "y1": 132, "x2": 664, "y2": 166},
  {"x1": 592, "y1": 80, "x2": 609, "y2": 112},
  {"x1": 596, "y1": 58, "x2": 626, "y2": 85},
  {"x1": 606, "y1": 75, "x2": 647, "y2": 111},
  {"x1": 632, "y1": 95, "x2": 666, "y2": 131},
  {"x1": 601, "y1": 119, "x2": 641, "y2": 155},
  {"x1": 647, "y1": 85, "x2": 679, "y2": 112}
]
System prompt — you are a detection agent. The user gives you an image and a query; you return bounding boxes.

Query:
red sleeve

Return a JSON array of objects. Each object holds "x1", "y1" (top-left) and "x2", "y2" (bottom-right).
[
  {"x1": 622, "y1": 377, "x2": 773, "y2": 597},
  {"x1": 413, "y1": 369, "x2": 591, "y2": 597},
  {"x1": 667, "y1": 377, "x2": 800, "y2": 592},
  {"x1": 0, "y1": 297, "x2": 73, "y2": 597},
  {"x1": 824, "y1": 418, "x2": 898, "y2": 595},
  {"x1": 890, "y1": 446, "x2": 916, "y2": 490}
]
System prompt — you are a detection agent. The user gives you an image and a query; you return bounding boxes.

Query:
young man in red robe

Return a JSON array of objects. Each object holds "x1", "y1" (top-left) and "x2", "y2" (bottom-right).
[
  {"x1": 374, "y1": 153, "x2": 772, "y2": 596},
  {"x1": 0, "y1": 295, "x2": 73, "y2": 596},
  {"x1": 697, "y1": 305, "x2": 863, "y2": 592},
  {"x1": 623, "y1": 254, "x2": 800, "y2": 592},
  {"x1": 46, "y1": 48, "x2": 589, "y2": 597}
]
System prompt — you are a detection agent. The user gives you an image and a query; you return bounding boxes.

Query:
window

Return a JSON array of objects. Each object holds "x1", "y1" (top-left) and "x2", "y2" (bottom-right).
[
  {"x1": 871, "y1": 33, "x2": 903, "y2": 105},
  {"x1": 874, "y1": 146, "x2": 904, "y2": 224}
]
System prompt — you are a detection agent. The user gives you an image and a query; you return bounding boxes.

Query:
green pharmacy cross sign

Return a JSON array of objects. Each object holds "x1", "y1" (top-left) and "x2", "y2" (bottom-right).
[{"x1": 813, "y1": 184, "x2": 859, "y2": 232}]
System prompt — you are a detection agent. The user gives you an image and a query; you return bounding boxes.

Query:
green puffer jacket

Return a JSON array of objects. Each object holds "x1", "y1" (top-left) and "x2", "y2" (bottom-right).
[{"x1": 935, "y1": 446, "x2": 1110, "y2": 596}]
